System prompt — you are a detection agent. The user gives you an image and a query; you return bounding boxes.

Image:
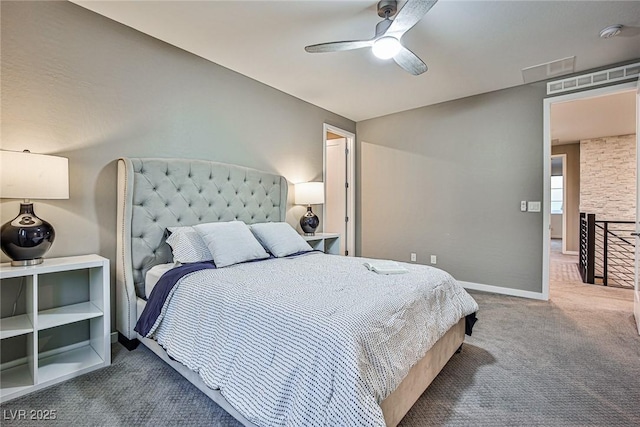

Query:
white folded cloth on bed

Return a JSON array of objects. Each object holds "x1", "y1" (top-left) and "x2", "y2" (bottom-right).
[{"x1": 363, "y1": 260, "x2": 409, "y2": 274}]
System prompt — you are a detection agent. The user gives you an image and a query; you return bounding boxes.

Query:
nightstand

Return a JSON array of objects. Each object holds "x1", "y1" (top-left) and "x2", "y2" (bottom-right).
[
  {"x1": 0, "y1": 254, "x2": 110, "y2": 402},
  {"x1": 302, "y1": 233, "x2": 341, "y2": 255}
]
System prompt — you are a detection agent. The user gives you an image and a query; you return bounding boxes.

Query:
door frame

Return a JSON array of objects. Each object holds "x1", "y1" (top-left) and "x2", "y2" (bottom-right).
[
  {"x1": 542, "y1": 80, "x2": 638, "y2": 300},
  {"x1": 550, "y1": 153, "x2": 568, "y2": 252},
  {"x1": 323, "y1": 123, "x2": 356, "y2": 256},
  {"x1": 634, "y1": 76, "x2": 640, "y2": 335}
]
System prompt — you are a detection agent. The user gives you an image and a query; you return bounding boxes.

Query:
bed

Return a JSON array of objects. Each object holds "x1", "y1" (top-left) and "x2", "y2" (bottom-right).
[{"x1": 116, "y1": 157, "x2": 478, "y2": 427}]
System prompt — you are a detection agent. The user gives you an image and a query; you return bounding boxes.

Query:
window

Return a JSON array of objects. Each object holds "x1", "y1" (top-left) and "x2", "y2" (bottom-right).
[{"x1": 550, "y1": 175, "x2": 563, "y2": 214}]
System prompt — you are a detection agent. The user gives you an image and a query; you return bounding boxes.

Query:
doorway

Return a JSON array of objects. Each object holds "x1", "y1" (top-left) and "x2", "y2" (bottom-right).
[
  {"x1": 543, "y1": 81, "x2": 638, "y2": 307},
  {"x1": 323, "y1": 124, "x2": 355, "y2": 256},
  {"x1": 550, "y1": 154, "x2": 567, "y2": 253}
]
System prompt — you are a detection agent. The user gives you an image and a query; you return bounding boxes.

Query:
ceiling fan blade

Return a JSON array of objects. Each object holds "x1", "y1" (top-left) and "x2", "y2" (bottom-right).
[
  {"x1": 305, "y1": 40, "x2": 373, "y2": 53},
  {"x1": 386, "y1": 0, "x2": 438, "y2": 37},
  {"x1": 393, "y1": 46, "x2": 427, "y2": 75}
]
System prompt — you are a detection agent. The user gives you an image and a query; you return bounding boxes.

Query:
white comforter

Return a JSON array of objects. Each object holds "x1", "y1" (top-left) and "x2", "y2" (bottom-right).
[{"x1": 147, "y1": 253, "x2": 478, "y2": 427}]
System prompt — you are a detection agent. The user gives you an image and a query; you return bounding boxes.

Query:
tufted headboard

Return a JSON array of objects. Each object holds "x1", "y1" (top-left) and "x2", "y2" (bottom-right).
[{"x1": 116, "y1": 157, "x2": 288, "y2": 339}]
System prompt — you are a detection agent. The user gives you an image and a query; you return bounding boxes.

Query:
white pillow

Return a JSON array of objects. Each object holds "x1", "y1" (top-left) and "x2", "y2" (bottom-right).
[
  {"x1": 166, "y1": 226, "x2": 213, "y2": 263},
  {"x1": 194, "y1": 221, "x2": 270, "y2": 268},
  {"x1": 250, "y1": 222, "x2": 312, "y2": 257}
]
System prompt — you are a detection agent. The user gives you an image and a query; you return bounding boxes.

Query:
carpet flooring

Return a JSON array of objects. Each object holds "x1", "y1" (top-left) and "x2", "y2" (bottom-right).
[
  {"x1": 402, "y1": 291, "x2": 639, "y2": 426},
  {"x1": 2, "y1": 268, "x2": 639, "y2": 426},
  {"x1": 549, "y1": 239, "x2": 634, "y2": 313}
]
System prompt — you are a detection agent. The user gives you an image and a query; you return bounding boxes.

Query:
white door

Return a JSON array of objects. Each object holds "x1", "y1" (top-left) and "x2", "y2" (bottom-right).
[
  {"x1": 325, "y1": 138, "x2": 347, "y2": 255},
  {"x1": 634, "y1": 76, "x2": 640, "y2": 335},
  {"x1": 323, "y1": 124, "x2": 356, "y2": 256}
]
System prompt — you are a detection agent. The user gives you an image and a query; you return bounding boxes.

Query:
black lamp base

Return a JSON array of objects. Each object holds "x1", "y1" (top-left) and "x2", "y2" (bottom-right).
[
  {"x1": 300, "y1": 205, "x2": 320, "y2": 236},
  {"x1": 1, "y1": 203, "x2": 55, "y2": 266}
]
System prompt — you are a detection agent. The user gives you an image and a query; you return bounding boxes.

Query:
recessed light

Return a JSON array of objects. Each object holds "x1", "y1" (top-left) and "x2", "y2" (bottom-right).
[{"x1": 599, "y1": 25, "x2": 623, "y2": 39}]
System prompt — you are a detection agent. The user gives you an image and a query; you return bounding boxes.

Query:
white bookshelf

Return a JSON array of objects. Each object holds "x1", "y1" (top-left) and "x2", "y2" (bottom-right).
[
  {"x1": 0, "y1": 255, "x2": 110, "y2": 403},
  {"x1": 302, "y1": 233, "x2": 341, "y2": 255}
]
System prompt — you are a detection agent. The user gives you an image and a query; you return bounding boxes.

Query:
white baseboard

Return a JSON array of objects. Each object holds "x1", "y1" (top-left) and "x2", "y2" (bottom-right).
[
  {"x1": 564, "y1": 250, "x2": 579, "y2": 256},
  {"x1": 459, "y1": 281, "x2": 547, "y2": 301},
  {"x1": 111, "y1": 332, "x2": 118, "y2": 344}
]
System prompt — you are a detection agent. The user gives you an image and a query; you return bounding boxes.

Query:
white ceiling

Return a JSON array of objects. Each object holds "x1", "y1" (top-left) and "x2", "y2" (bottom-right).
[
  {"x1": 72, "y1": 0, "x2": 640, "y2": 122},
  {"x1": 551, "y1": 89, "x2": 636, "y2": 144}
]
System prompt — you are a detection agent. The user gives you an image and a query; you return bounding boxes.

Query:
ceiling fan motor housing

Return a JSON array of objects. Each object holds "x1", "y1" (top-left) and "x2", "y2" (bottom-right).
[{"x1": 377, "y1": 0, "x2": 398, "y2": 18}]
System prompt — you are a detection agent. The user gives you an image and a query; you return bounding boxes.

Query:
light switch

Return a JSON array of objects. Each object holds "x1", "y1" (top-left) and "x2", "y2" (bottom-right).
[
  {"x1": 528, "y1": 201, "x2": 541, "y2": 212},
  {"x1": 520, "y1": 201, "x2": 527, "y2": 212}
]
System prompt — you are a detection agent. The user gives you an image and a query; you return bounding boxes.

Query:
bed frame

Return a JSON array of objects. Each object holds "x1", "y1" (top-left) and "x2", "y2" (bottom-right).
[{"x1": 116, "y1": 157, "x2": 464, "y2": 427}]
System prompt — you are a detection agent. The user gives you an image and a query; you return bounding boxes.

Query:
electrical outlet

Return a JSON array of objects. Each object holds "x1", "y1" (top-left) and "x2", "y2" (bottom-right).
[
  {"x1": 430, "y1": 255, "x2": 437, "y2": 264},
  {"x1": 410, "y1": 253, "x2": 417, "y2": 262},
  {"x1": 520, "y1": 201, "x2": 527, "y2": 212}
]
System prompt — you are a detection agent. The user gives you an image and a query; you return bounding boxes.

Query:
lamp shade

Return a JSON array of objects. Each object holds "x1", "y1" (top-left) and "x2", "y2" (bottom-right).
[
  {"x1": 0, "y1": 151, "x2": 69, "y2": 199},
  {"x1": 295, "y1": 182, "x2": 324, "y2": 205}
]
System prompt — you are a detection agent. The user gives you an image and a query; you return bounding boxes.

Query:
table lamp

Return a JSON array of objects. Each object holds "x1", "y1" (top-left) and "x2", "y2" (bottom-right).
[
  {"x1": 0, "y1": 150, "x2": 69, "y2": 266},
  {"x1": 295, "y1": 182, "x2": 324, "y2": 236}
]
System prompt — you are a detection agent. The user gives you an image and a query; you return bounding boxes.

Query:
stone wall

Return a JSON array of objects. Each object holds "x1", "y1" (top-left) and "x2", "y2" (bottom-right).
[{"x1": 579, "y1": 134, "x2": 636, "y2": 221}]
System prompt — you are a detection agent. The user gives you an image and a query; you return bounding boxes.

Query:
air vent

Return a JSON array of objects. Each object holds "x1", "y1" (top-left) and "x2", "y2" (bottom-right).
[
  {"x1": 522, "y1": 56, "x2": 575, "y2": 84},
  {"x1": 547, "y1": 62, "x2": 640, "y2": 95}
]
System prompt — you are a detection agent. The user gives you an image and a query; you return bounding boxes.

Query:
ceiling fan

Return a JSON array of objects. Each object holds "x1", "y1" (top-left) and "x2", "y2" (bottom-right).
[{"x1": 304, "y1": 0, "x2": 438, "y2": 76}]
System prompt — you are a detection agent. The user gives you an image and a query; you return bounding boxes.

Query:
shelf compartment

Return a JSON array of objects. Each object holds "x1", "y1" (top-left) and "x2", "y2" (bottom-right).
[
  {"x1": 38, "y1": 344, "x2": 104, "y2": 385},
  {"x1": 0, "y1": 363, "x2": 34, "y2": 401},
  {"x1": 1, "y1": 315, "x2": 34, "y2": 339},
  {"x1": 38, "y1": 302, "x2": 103, "y2": 331}
]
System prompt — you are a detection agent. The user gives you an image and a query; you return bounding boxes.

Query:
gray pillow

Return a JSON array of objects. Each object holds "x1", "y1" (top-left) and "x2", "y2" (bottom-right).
[
  {"x1": 250, "y1": 222, "x2": 312, "y2": 257},
  {"x1": 166, "y1": 226, "x2": 213, "y2": 263},
  {"x1": 194, "y1": 221, "x2": 269, "y2": 268}
]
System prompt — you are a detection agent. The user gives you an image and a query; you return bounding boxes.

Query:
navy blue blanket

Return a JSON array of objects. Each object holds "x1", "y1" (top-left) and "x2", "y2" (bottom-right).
[{"x1": 134, "y1": 261, "x2": 216, "y2": 337}]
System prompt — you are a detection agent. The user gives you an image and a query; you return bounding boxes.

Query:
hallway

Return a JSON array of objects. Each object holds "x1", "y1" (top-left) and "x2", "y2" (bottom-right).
[{"x1": 549, "y1": 239, "x2": 634, "y2": 313}]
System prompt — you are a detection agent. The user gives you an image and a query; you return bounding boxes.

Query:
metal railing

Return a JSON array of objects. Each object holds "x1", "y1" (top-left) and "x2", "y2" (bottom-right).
[
  {"x1": 579, "y1": 213, "x2": 595, "y2": 283},
  {"x1": 579, "y1": 212, "x2": 636, "y2": 289}
]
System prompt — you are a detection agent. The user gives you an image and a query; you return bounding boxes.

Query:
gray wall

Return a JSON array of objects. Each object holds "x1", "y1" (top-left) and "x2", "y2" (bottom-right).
[
  {"x1": 356, "y1": 85, "x2": 546, "y2": 293},
  {"x1": 0, "y1": 1, "x2": 355, "y2": 331}
]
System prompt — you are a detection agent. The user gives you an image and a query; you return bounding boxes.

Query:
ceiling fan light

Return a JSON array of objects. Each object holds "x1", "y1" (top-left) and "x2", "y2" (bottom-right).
[{"x1": 372, "y1": 37, "x2": 401, "y2": 59}]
